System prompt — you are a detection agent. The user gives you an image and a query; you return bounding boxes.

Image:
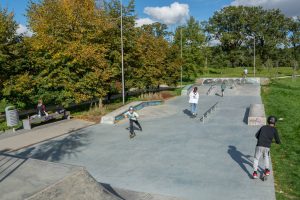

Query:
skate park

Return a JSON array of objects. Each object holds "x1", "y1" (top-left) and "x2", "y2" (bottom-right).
[{"x1": 0, "y1": 78, "x2": 276, "y2": 200}]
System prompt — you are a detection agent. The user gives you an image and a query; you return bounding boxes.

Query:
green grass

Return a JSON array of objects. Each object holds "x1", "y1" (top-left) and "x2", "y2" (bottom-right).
[
  {"x1": 197, "y1": 67, "x2": 298, "y2": 78},
  {"x1": 262, "y1": 78, "x2": 300, "y2": 200}
]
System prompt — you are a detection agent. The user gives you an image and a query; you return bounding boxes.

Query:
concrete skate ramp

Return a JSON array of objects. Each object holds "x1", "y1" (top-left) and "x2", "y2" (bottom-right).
[
  {"x1": 198, "y1": 77, "x2": 260, "y2": 85},
  {"x1": 0, "y1": 154, "x2": 182, "y2": 200}
]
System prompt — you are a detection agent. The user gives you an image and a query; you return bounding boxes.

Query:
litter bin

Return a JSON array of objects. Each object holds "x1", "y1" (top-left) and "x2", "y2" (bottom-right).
[{"x1": 5, "y1": 106, "x2": 19, "y2": 129}]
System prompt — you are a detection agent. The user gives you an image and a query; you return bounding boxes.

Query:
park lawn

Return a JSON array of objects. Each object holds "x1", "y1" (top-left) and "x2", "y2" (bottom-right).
[
  {"x1": 262, "y1": 78, "x2": 300, "y2": 200},
  {"x1": 198, "y1": 67, "x2": 298, "y2": 78}
]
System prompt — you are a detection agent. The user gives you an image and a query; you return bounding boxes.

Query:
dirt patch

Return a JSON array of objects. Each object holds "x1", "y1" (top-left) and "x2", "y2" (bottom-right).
[{"x1": 74, "y1": 115, "x2": 101, "y2": 123}]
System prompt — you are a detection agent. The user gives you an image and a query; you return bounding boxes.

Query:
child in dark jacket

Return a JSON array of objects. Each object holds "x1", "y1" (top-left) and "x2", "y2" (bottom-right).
[{"x1": 252, "y1": 116, "x2": 281, "y2": 179}]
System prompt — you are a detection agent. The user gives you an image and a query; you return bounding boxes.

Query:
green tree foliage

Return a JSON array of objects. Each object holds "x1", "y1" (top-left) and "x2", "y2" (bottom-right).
[
  {"x1": 135, "y1": 23, "x2": 180, "y2": 88},
  {"x1": 174, "y1": 16, "x2": 206, "y2": 80},
  {"x1": 1, "y1": 2, "x2": 299, "y2": 109},
  {"x1": 0, "y1": 8, "x2": 29, "y2": 95},
  {"x1": 103, "y1": 0, "x2": 138, "y2": 91},
  {"x1": 288, "y1": 16, "x2": 300, "y2": 62},
  {"x1": 4, "y1": 0, "x2": 115, "y2": 107},
  {"x1": 1, "y1": 0, "x2": 181, "y2": 108},
  {"x1": 206, "y1": 6, "x2": 291, "y2": 67}
]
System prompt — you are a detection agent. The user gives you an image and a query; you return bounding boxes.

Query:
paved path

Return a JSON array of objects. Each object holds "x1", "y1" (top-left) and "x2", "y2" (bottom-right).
[
  {"x1": 13, "y1": 84, "x2": 276, "y2": 200},
  {"x1": 0, "y1": 119, "x2": 94, "y2": 152}
]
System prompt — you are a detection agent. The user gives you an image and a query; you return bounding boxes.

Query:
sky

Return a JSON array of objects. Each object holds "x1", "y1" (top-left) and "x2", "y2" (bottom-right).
[{"x1": 0, "y1": 0, "x2": 299, "y2": 35}]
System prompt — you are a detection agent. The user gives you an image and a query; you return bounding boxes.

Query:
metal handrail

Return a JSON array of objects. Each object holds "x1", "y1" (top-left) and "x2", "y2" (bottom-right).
[{"x1": 199, "y1": 102, "x2": 219, "y2": 123}]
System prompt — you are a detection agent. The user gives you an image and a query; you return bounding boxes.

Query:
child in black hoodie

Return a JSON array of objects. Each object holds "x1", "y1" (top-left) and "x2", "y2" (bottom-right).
[{"x1": 252, "y1": 116, "x2": 281, "y2": 179}]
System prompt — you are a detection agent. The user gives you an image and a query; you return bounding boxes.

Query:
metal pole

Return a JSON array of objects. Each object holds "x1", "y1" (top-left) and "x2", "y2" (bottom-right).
[
  {"x1": 254, "y1": 36, "x2": 256, "y2": 77},
  {"x1": 180, "y1": 27, "x2": 183, "y2": 87},
  {"x1": 120, "y1": 0, "x2": 125, "y2": 105}
]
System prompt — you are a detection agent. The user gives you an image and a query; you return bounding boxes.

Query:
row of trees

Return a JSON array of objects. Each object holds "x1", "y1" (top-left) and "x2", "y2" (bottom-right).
[
  {"x1": 0, "y1": 0, "x2": 181, "y2": 108},
  {"x1": 0, "y1": 0, "x2": 299, "y2": 108},
  {"x1": 175, "y1": 6, "x2": 299, "y2": 78}
]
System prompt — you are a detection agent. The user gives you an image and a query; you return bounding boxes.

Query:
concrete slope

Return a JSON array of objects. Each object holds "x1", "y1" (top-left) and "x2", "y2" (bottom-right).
[
  {"x1": 0, "y1": 154, "x2": 120, "y2": 200},
  {"x1": 0, "y1": 154, "x2": 183, "y2": 200}
]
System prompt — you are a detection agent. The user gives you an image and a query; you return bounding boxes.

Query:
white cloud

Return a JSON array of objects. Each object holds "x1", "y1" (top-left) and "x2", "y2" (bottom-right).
[
  {"x1": 135, "y1": 18, "x2": 155, "y2": 27},
  {"x1": 231, "y1": 0, "x2": 300, "y2": 17},
  {"x1": 144, "y1": 2, "x2": 189, "y2": 25},
  {"x1": 16, "y1": 24, "x2": 33, "y2": 37}
]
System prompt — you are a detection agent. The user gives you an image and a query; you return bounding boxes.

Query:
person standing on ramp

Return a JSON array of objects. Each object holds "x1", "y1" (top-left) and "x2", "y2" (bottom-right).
[
  {"x1": 221, "y1": 81, "x2": 226, "y2": 97},
  {"x1": 124, "y1": 106, "x2": 142, "y2": 139},
  {"x1": 252, "y1": 116, "x2": 281, "y2": 179},
  {"x1": 189, "y1": 87, "x2": 199, "y2": 117}
]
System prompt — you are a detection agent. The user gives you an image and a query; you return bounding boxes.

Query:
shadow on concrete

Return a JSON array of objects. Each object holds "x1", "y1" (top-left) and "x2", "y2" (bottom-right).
[
  {"x1": 243, "y1": 107, "x2": 250, "y2": 124},
  {"x1": 0, "y1": 149, "x2": 10, "y2": 153},
  {"x1": 183, "y1": 109, "x2": 193, "y2": 117},
  {"x1": 0, "y1": 153, "x2": 27, "y2": 182},
  {"x1": 125, "y1": 127, "x2": 141, "y2": 131},
  {"x1": 100, "y1": 182, "x2": 126, "y2": 200},
  {"x1": 15, "y1": 130, "x2": 91, "y2": 162},
  {"x1": 227, "y1": 145, "x2": 254, "y2": 178}
]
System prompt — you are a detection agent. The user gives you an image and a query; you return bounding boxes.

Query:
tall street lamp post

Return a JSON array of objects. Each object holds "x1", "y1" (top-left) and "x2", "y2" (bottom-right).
[
  {"x1": 180, "y1": 27, "x2": 183, "y2": 87},
  {"x1": 253, "y1": 35, "x2": 256, "y2": 77},
  {"x1": 120, "y1": 0, "x2": 125, "y2": 105}
]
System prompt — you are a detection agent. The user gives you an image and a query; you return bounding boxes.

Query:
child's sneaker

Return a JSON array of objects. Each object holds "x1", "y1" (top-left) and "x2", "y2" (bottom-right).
[
  {"x1": 253, "y1": 171, "x2": 258, "y2": 179},
  {"x1": 129, "y1": 132, "x2": 135, "y2": 139},
  {"x1": 265, "y1": 169, "x2": 270, "y2": 176}
]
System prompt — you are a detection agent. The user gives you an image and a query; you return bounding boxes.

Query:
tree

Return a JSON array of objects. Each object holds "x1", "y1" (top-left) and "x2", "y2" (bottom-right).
[
  {"x1": 5, "y1": 0, "x2": 115, "y2": 106},
  {"x1": 206, "y1": 6, "x2": 290, "y2": 67},
  {"x1": 103, "y1": 0, "x2": 139, "y2": 92},
  {"x1": 0, "y1": 7, "x2": 31, "y2": 107},
  {"x1": 134, "y1": 29, "x2": 167, "y2": 89},
  {"x1": 288, "y1": 16, "x2": 300, "y2": 62},
  {"x1": 141, "y1": 22, "x2": 170, "y2": 38},
  {"x1": 174, "y1": 16, "x2": 206, "y2": 80}
]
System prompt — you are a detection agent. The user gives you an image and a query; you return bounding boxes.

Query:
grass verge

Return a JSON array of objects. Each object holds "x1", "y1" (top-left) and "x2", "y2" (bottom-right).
[{"x1": 261, "y1": 78, "x2": 300, "y2": 199}]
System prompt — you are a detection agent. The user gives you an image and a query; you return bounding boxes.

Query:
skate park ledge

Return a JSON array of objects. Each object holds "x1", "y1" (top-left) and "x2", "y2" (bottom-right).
[
  {"x1": 101, "y1": 100, "x2": 163, "y2": 124},
  {"x1": 181, "y1": 84, "x2": 193, "y2": 96},
  {"x1": 248, "y1": 104, "x2": 266, "y2": 126}
]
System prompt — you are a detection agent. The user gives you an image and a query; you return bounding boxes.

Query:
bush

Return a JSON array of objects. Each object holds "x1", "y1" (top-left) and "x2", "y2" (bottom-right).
[{"x1": 75, "y1": 103, "x2": 106, "y2": 123}]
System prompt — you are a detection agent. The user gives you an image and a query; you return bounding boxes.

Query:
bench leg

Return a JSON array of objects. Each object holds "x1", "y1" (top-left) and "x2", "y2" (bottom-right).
[{"x1": 22, "y1": 120, "x2": 32, "y2": 130}]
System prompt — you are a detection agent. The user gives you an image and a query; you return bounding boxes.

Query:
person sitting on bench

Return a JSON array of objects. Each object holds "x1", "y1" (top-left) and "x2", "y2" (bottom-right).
[{"x1": 37, "y1": 99, "x2": 48, "y2": 117}]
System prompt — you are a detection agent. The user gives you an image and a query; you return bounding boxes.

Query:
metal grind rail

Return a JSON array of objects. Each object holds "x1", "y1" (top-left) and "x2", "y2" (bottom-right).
[
  {"x1": 206, "y1": 84, "x2": 217, "y2": 95},
  {"x1": 199, "y1": 102, "x2": 219, "y2": 123}
]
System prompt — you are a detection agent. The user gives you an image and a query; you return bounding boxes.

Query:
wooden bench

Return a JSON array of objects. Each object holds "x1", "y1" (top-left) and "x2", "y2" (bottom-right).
[
  {"x1": 248, "y1": 104, "x2": 266, "y2": 126},
  {"x1": 22, "y1": 111, "x2": 70, "y2": 130}
]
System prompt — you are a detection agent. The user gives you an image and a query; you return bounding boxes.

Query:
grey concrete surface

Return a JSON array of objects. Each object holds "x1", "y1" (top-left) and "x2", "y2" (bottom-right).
[
  {"x1": 0, "y1": 119, "x2": 94, "y2": 152},
  {"x1": 13, "y1": 84, "x2": 276, "y2": 200},
  {"x1": 0, "y1": 154, "x2": 83, "y2": 200},
  {"x1": 0, "y1": 154, "x2": 181, "y2": 200}
]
